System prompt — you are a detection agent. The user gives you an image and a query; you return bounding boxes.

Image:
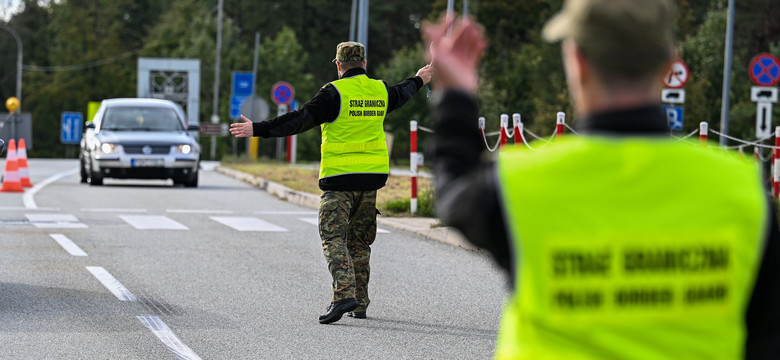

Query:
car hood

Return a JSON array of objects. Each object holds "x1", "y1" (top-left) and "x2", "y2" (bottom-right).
[{"x1": 95, "y1": 131, "x2": 196, "y2": 145}]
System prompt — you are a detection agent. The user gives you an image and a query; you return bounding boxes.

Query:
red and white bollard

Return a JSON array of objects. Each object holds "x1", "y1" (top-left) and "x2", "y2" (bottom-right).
[
  {"x1": 500, "y1": 114, "x2": 509, "y2": 146},
  {"x1": 699, "y1": 122, "x2": 708, "y2": 145},
  {"x1": 512, "y1": 113, "x2": 523, "y2": 146},
  {"x1": 410, "y1": 120, "x2": 418, "y2": 214},
  {"x1": 556, "y1": 112, "x2": 565, "y2": 138},
  {"x1": 774, "y1": 126, "x2": 780, "y2": 199}
]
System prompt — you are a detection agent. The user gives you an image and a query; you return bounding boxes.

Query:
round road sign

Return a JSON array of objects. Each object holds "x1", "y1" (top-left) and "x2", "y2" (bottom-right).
[
  {"x1": 271, "y1": 81, "x2": 295, "y2": 106},
  {"x1": 749, "y1": 53, "x2": 780, "y2": 87},
  {"x1": 663, "y1": 59, "x2": 689, "y2": 88}
]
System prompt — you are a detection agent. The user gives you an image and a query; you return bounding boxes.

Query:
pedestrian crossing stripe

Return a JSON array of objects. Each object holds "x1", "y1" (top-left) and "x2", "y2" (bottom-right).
[
  {"x1": 25, "y1": 213, "x2": 88, "y2": 228},
  {"x1": 119, "y1": 215, "x2": 188, "y2": 230},
  {"x1": 210, "y1": 216, "x2": 289, "y2": 232}
]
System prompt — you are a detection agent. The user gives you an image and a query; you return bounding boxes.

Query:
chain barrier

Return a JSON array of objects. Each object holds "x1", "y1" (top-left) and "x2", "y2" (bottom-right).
[
  {"x1": 418, "y1": 126, "x2": 435, "y2": 134},
  {"x1": 563, "y1": 122, "x2": 579, "y2": 134},
  {"x1": 671, "y1": 128, "x2": 700, "y2": 141}
]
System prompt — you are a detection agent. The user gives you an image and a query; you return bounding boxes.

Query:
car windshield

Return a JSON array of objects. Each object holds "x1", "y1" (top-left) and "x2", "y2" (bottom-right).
[{"x1": 101, "y1": 107, "x2": 184, "y2": 132}]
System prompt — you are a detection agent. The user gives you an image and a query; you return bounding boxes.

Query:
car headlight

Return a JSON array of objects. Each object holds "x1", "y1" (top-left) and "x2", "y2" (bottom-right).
[
  {"x1": 176, "y1": 144, "x2": 192, "y2": 154},
  {"x1": 99, "y1": 142, "x2": 119, "y2": 154}
]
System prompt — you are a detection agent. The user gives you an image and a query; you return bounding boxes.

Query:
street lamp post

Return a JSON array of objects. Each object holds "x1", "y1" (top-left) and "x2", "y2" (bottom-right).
[{"x1": 0, "y1": 23, "x2": 23, "y2": 112}]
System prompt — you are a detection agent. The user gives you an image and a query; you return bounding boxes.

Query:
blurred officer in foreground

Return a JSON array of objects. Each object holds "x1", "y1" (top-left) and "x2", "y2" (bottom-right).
[
  {"x1": 424, "y1": 0, "x2": 778, "y2": 358},
  {"x1": 231, "y1": 42, "x2": 432, "y2": 324}
]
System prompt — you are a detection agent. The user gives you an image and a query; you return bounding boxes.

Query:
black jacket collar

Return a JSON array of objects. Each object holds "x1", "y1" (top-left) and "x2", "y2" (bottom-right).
[
  {"x1": 576, "y1": 104, "x2": 668, "y2": 135},
  {"x1": 340, "y1": 67, "x2": 367, "y2": 79}
]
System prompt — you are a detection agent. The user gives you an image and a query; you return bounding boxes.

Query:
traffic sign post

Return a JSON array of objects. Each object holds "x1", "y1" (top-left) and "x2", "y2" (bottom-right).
[
  {"x1": 749, "y1": 53, "x2": 779, "y2": 138},
  {"x1": 662, "y1": 59, "x2": 689, "y2": 130},
  {"x1": 61, "y1": 112, "x2": 83, "y2": 144}
]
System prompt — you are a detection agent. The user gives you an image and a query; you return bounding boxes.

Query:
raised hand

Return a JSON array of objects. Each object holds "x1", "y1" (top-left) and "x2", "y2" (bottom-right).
[
  {"x1": 229, "y1": 115, "x2": 254, "y2": 138},
  {"x1": 422, "y1": 15, "x2": 488, "y2": 94}
]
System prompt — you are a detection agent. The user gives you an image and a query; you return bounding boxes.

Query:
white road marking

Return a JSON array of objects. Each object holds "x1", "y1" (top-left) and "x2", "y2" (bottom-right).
[
  {"x1": 167, "y1": 209, "x2": 234, "y2": 214},
  {"x1": 254, "y1": 210, "x2": 318, "y2": 215},
  {"x1": 0, "y1": 206, "x2": 59, "y2": 211},
  {"x1": 298, "y1": 217, "x2": 390, "y2": 233},
  {"x1": 137, "y1": 316, "x2": 202, "y2": 360},
  {"x1": 120, "y1": 215, "x2": 188, "y2": 230},
  {"x1": 82, "y1": 208, "x2": 147, "y2": 213},
  {"x1": 49, "y1": 234, "x2": 88, "y2": 256},
  {"x1": 25, "y1": 213, "x2": 88, "y2": 228},
  {"x1": 86, "y1": 266, "x2": 137, "y2": 301},
  {"x1": 210, "y1": 216, "x2": 288, "y2": 232},
  {"x1": 23, "y1": 167, "x2": 79, "y2": 209}
]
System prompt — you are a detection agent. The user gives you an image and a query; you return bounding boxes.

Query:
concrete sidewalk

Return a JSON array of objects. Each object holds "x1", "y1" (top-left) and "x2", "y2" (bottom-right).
[{"x1": 215, "y1": 165, "x2": 475, "y2": 250}]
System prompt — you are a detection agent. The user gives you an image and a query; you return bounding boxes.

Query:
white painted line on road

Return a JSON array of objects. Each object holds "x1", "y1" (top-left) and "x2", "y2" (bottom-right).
[
  {"x1": 137, "y1": 316, "x2": 202, "y2": 360},
  {"x1": 120, "y1": 215, "x2": 189, "y2": 230},
  {"x1": 25, "y1": 213, "x2": 88, "y2": 228},
  {"x1": 49, "y1": 234, "x2": 88, "y2": 256},
  {"x1": 167, "y1": 209, "x2": 234, "y2": 214},
  {"x1": 82, "y1": 208, "x2": 147, "y2": 213},
  {"x1": 0, "y1": 206, "x2": 59, "y2": 211},
  {"x1": 298, "y1": 217, "x2": 390, "y2": 233},
  {"x1": 23, "y1": 167, "x2": 79, "y2": 209},
  {"x1": 86, "y1": 266, "x2": 137, "y2": 301},
  {"x1": 254, "y1": 210, "x2": 318, "y2": 215},
  {"x1": 210, "y1": 216, "x2": 289, "y2": 232}
]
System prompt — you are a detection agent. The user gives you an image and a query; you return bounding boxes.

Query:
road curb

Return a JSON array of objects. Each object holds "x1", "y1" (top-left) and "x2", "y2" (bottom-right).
[{"x1": 215, "y1": 165, "x2": 475, "y2": 251}]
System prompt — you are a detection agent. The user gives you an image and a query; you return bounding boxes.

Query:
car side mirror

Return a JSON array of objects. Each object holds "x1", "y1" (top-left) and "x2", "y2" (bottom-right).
[
  {"x1": 187, "y1": 124, "x2": 200, "y2": 131},
  {"x1": 0, "y1": 139, "x2": 5, "y2": 156},
  {"x1": 86, "y1": 122, "x2": 95, "y2": 129}
]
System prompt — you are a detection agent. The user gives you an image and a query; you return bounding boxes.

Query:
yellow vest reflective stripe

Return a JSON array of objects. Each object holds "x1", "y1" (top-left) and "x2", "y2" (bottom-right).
[
  {"x1": 321, "y1": 74, "x2": 389, "y2": 178},
  {"x1": 495, "y1": 136, "x2": 766, "y2": 360}
]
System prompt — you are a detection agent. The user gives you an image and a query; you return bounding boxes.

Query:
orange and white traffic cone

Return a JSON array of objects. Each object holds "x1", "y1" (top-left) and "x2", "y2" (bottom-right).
[
  {"x1": 1, "y1": 139, "x2": 24, "y2": 193},
  {"x1": 17, "y1": 138, "x2": 32, "y2": 187}
]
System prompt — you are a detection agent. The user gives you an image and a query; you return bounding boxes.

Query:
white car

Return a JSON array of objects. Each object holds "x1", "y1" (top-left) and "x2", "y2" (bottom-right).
[{"x1": 79, "y1": 98, "x2": 200, "y2": 187}]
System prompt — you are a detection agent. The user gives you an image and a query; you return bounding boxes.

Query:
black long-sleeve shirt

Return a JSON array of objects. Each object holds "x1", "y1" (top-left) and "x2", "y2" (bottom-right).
[
  {"x1": 431, "y1": 90, "x2": 779, "y2": 359},
  {"x1": 251, "y1": 67, "x2": 423, "y2": 191}
]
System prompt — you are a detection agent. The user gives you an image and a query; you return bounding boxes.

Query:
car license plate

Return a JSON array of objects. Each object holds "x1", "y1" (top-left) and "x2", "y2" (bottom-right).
[{"x1": 131, "y1": 158, "x2": 164, "y2": 167}]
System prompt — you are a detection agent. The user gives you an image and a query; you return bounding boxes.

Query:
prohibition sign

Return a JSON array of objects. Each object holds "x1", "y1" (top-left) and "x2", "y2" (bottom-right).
[
  {"x1": 663, "y1": 59, "x2": 689, "y2": 88},
  {"x1": 749, "y1": 53, "x2": 780, "y2": 87},
  {"x1": 271, "y1": 81, "x2": 295, "y2": 105}
]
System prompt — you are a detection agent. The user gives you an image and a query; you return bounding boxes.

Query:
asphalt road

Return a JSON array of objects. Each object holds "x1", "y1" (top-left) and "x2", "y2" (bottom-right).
[{"x1": 0, "y1": 159, "x2": 507, "y2": 359}]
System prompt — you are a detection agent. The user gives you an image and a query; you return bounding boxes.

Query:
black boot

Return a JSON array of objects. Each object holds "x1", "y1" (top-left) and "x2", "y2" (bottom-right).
[{"x1": 319, "y1": 298, "x2": 358, "y2": 324}]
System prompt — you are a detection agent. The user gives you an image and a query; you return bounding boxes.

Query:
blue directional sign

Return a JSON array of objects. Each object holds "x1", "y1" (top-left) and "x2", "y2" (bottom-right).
[
  {"x1": 230, "y1": 95, "x2": 248, "y2": 119},
  {"x1": 61, "y1": 112, "x2": 83, "y2": 144},
  {"x1": 663, "y1": 106, "x2": 684, "y2": 131},
  {"x1": 232, "y1": 72, "x2": 254, "y2": 97}
]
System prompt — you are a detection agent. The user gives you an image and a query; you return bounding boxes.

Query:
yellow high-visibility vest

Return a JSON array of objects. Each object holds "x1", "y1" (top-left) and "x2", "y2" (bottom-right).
[
  {"x1": 495, "y1": 136, "x2": 767, "y2": 359},
  {"x1": 321, "y1": 74, "x2": 389, "y2": 179}
]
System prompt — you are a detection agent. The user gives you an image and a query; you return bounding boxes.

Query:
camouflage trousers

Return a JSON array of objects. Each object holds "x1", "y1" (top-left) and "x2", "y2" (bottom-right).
[{"x1": 319, "y1": 190, "x2": 377, "y2": 312}]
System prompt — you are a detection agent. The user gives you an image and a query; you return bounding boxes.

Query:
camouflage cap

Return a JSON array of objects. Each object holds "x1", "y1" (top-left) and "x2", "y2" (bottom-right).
[
  {"x1": 332, "y1": 42, "x2": 366, "y2": 63},
  {"x1": 542, "y1": 0, "x2": 675, "y2": 74}
]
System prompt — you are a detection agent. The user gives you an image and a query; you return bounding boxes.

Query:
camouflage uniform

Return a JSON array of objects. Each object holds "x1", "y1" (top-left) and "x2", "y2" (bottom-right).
[{"x1": 319, "y1": 190, "x2": 377, "y2": 312}]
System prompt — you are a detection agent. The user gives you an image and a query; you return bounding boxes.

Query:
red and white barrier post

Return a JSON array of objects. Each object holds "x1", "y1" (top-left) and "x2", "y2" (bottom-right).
[
  {"x1": 512, "y1": 113, "x2": 523, "y2": 146},
  {"x1": 410, "y1": 120, "x2": 418, "y2": 214},
  {"x1": 699, "y1": 122, "x2": 708, "y2": 145},
  {"x1": 774, "y1": 126, "x2": 780, "y2": 199},
  {"x1": 500, "y1": 114, "x2": 509, "y2": 146},
  {"x1": 556, "y1": 112, "x2": 565, "y2": 138},
  {"x1": 478, "y1": 116, "x2": 486, "y2": 142}
]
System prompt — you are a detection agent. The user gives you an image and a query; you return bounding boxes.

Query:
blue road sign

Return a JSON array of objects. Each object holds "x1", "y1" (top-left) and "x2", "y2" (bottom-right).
[
  {"x1": 61, "y1": 112, "x2": 83, "y2": 144},
  {"x1": 230, "y1": 95, "x2": 248, "y2": 119},
  {"x1": 749, "y1": 53, "x2": 780, "y2": 87},
  {"x1": 663, "y1": 106, "x2": 684, "y2": 131},
  {"x1": 232, "y1": 72, "x2": 254, "y2": 97}
]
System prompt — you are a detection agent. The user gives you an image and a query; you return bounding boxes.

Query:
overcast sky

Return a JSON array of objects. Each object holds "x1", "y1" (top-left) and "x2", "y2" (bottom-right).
[{"x1": 1, "y1": 0, "x2": 24, "y2": 21}]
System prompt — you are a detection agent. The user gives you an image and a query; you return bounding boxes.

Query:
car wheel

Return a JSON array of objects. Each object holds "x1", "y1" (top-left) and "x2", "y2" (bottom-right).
[
  {"x1": 88, "y1": 159, "x2": 103, "y2": 186},
  {"x1": 79, "y1": 157, "x2": 88, "y2": 183},
  {"x1": 184, "y1": 172, "x2": 198, "y2": 188}
]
